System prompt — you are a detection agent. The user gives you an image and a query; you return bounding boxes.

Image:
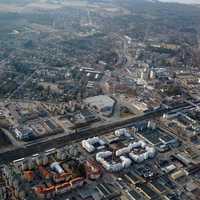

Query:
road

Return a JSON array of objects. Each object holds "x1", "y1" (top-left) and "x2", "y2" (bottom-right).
[{"x1": 0, "y1": 102, "x2": 193, "y2": 164}]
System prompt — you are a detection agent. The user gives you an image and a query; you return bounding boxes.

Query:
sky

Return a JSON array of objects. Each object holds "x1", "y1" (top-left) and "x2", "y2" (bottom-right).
[{"x1": 159, "y1": 0, "x2": 200, "y2": 4}]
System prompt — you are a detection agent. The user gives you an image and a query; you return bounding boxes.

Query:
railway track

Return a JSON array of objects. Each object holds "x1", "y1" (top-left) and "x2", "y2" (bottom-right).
[{"x1": 0, "y1": 102, "x2": 194, "y2": 164}]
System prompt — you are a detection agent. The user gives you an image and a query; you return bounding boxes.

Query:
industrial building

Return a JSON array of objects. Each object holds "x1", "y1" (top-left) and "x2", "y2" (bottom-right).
[{"x1": 84, "y1": 95, "x2": 115, "y2": 116}]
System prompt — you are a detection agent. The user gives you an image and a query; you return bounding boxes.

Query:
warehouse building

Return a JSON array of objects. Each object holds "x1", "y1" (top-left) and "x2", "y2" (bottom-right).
[{"x1": 84, "y1": 95, "x2": 115, "y2": 116}]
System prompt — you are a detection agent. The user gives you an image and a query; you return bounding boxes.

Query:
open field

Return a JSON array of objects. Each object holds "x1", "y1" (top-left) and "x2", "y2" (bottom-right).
[{"x1": 0, "y1": 0, "x2": 92, "y2": 13}]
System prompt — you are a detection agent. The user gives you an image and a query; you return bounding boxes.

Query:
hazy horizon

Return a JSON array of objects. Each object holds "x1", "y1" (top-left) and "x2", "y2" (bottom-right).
[{"x1": 159, "y1": 0, "x2": 200, "y2": 4}]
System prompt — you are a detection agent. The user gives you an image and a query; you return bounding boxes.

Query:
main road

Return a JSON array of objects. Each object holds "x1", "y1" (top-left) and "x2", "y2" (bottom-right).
[{"x1": 0, "y1": 102, "x2": 194, "y2": 164}]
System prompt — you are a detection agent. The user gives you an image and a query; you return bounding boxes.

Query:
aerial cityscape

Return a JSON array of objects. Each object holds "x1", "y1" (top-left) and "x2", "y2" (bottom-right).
[{"x1": 1, "y1": 0, "x2": 200, "y2": 199}]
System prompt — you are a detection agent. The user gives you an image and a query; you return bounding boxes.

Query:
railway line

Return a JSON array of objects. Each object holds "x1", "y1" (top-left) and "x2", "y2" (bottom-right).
[{"x1": 0, "y1": 102, "x2": 195, "y2": 164}]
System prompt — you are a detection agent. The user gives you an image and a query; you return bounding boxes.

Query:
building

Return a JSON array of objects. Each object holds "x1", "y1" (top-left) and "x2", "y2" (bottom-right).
[
  {"x1": 14, "y1": 127, "x2": 34, "y2": 141},
  {"x1": 84, "y1": 95, "x2": 115, "y2": 116}
]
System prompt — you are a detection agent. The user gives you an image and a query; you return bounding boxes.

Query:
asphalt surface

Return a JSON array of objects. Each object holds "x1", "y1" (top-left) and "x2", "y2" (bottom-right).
[{"x1": 0, "y1": 103, "x2": 192, "y2": 164}]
